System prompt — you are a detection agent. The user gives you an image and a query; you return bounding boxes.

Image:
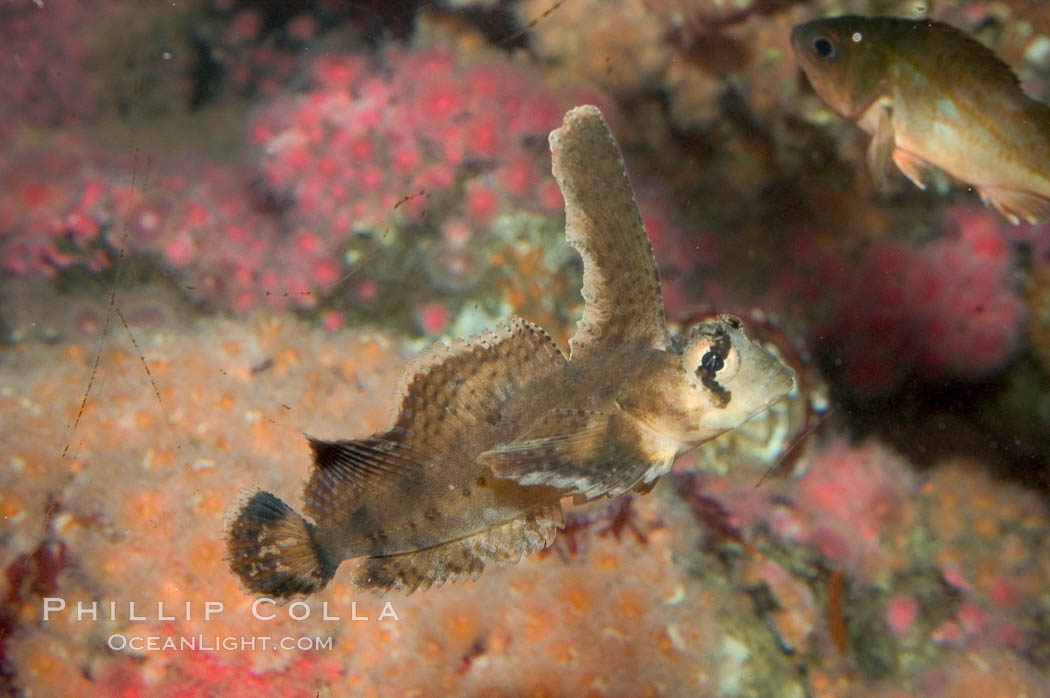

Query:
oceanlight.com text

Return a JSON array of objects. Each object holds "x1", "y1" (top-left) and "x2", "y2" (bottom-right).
[{"x1": 107, "y1": 633, "x2": 335, "y2": 652}]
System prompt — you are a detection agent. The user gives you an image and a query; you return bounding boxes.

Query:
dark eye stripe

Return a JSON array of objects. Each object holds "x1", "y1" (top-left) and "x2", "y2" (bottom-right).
[{"x1": 694, "y1": 331, "x2": 733, "y2": 408}]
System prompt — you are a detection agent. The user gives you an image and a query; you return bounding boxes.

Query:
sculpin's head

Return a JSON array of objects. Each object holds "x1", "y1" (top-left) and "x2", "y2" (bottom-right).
[
  {"x1": 677, "y1": 314, "x2": 796, "y2": 437},
  {"x1": 791, "y1": 15, "x2": 891, "y2": 121}
]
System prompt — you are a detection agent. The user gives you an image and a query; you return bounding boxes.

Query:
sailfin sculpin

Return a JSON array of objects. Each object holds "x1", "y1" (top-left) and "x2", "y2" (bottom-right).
[{"x1": 225, "y1": 106, "x2": 795, "y2": 599}]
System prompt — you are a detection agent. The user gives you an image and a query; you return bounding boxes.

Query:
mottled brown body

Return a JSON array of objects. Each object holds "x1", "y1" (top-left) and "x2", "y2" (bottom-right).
[
  {"x1": 225, "y1": 106, "x2": 795, "y2": 598},
  {"x1": 792, "y1": 15, "x2": 1050, "y2": 224},
  {"x1": 316, "y1": 332, "x2": 775, "y2": 562},
  {"x1": 313, "y1": 342, "x2": 657, "y2": 560}
]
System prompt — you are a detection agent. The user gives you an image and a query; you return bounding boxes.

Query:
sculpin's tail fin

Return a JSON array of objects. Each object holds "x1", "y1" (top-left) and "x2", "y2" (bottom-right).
[{"x1": 225, "y1": 489, "x2": 338, "y2": 601}]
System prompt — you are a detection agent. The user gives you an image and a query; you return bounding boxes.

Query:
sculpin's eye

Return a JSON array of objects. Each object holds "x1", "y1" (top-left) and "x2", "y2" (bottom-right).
[
  {"x1": 700, "y1": 350, "x2": 724, "y2": 373},
  {"x1": 813, "y1": 36, "x2": 835, "y2": 58},
  {"x1": 689, "y1": 333, "x2": 738, "y2": 384}
]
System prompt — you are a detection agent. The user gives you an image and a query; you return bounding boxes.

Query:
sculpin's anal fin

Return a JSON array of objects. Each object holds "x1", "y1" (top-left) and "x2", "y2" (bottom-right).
[
  {"x1": 481, "y1": 408, "x2": 672, "y2": 500},
  {"x1": 352, "y1": 502, "x2": 564, "y2": 593},
  {"x1": 550, "y1": 106, "x2": 669, "y2": 360}
]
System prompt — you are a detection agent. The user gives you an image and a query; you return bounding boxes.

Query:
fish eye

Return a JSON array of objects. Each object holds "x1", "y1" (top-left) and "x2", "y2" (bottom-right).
[
  {"x1": 688, "y1": 336, "x2": 740, "y2": 384},
  {"x1": 812, "y1": 35, "x2": 835, "y2": 59},
  {"x1": 700, "y1": 350, "x2": 724, "y2": 373}
]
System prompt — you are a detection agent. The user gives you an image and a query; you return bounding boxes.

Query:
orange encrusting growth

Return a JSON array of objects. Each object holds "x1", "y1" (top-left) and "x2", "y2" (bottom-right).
[{"x1": 3, "y1": 307, "x2": 775, "y2": 697}]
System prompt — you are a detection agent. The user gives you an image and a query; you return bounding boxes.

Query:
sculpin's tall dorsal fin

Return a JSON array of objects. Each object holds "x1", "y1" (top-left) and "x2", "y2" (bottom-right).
[{"x1": 550, "y1": 106, "x2": 670, "y2": 361}]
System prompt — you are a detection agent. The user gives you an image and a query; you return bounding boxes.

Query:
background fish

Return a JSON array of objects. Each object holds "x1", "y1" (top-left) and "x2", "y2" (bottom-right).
[
  {"x1": 792, "y1": 15, "x2": 1050, "y2": 224},
  {"x1": 225, "y1": 106, "x2": 795, "y2": 599}
]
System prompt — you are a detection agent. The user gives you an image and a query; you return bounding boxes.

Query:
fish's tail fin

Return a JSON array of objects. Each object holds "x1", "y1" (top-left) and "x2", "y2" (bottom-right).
[{"x1": 224, "y1": 489, "x2": 338, "y2": 601}]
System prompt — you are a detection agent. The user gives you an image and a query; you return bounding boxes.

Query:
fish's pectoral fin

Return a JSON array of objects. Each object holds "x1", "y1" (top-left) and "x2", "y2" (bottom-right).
[
  {"x1": 352, "y1": 502, "x2": 563, "y2": 593},
  {"x1": 302, "y1": 433, "x2": 431, "y2": 528},
  {"x1": 480, "y1": 408, "x2": 671, "y2": 500},
  {"x1": 865, "y1": 103, "x2": 896, "y2": 192},
  {"x1": 632, "y1": 478, "x2": 660, "y2": 495},
  {"x1": 891, "y1": 148, "x2": 933, "y2": 191},
  {"x1": 976, "y1": 186, "x2": 1050, "y2": 225}
]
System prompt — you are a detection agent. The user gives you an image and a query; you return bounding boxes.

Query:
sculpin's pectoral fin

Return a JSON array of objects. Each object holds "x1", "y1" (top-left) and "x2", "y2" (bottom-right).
[{"x1": 480, "y1": 408, "x2": 673, "y2": 500}]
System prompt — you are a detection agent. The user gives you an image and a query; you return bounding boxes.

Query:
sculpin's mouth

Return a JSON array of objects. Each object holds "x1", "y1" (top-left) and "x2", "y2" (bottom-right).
[{"x1": 759, "y1": 363, "x2": 797, "y2": 411}]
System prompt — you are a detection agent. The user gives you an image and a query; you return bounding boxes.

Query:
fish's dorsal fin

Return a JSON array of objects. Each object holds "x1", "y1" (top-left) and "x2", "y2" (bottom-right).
[
  {"x1": 480, "y1": 407, "x2": 674, "y2": 499},
  {"x1": 550, "y1": 105, "x2": 670, "y2": 361},
  {"x1": 352, "y1": 502, "x2": 563, "y2": 592},
  {"x1": 302, "y1": 434, "x2": 425, "y2": 527},
  {"x1": 921, "y1": 20, "x2": 1021, "y2": 92},
  {"x1": 302, "y1": 316, "x2": 566, "y2": 527},
  {"x1": 393, "y1": 315, "x2": 567, "y2": 451}
]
